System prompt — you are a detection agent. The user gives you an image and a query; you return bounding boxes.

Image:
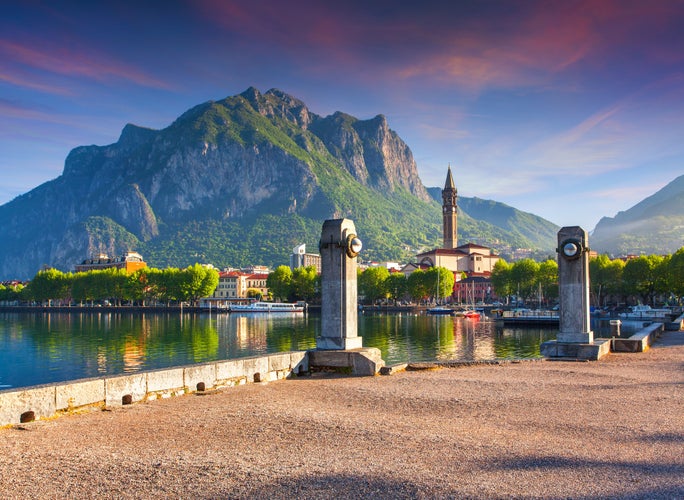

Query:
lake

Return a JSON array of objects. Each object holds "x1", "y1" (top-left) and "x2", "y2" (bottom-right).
[{"x1": 0, "y1": 310, "x2": 579, "y2": 390}]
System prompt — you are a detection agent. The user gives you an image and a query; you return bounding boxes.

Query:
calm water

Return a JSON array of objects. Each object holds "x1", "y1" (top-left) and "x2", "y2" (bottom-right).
[{"x1": 0, "y1": 311, "x2": 564, "y2": 390}]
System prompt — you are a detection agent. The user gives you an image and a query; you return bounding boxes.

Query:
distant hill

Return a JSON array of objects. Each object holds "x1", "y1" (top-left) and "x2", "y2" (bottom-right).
[
  {"x1": 0, "y1": 88, "x2": 558, "y2": 280},
  {"x1": 591, "y1": 174, "x2": 684, "y2": 255}
]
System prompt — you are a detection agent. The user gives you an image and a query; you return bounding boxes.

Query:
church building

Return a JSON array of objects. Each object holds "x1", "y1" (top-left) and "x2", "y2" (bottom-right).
[{"x1": 410, "y1": 166, "x2": 500, "y2": 300}]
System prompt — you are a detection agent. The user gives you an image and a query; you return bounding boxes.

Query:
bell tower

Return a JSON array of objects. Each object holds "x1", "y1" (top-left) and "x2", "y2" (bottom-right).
[{"x1": 442, "y1": 165, "x2": 458, "y2": 249}]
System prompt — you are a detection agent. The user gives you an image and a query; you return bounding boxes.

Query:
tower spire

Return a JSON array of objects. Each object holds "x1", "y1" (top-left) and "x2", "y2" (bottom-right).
[{"x1": 444, "y1": 164, "x2": 456, "y2": 190}]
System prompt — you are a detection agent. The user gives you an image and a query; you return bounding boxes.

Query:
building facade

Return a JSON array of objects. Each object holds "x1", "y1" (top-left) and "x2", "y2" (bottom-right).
[
  {"x1": 290, "y1": 244, "x2": 321, "y2": 273},
  {"x1": 74, "y1": 252, "x2": 147, "y2": 274}
]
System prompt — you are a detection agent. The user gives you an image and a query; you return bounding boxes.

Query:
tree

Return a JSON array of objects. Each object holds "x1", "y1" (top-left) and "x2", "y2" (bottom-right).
[
  {"x1": 589, "y1": 254, "x2": 625, "y2": 307},
  {"x1": 668, "y1": 247, "x2": 684, "y2": 301},
  {"x1": 510, "y1": 259, "x2": 539, "y2": 303},
  {"x1": 386, "y1": 272, "x2": 408, "y2": 303},
  {"x1": 27, "y1": 268, "x2": 70, "y2": 305},
  {"x1": 622, "y1": 255, "x2": 665, "y2": 305},
  {"x1": 267, "y1": 266, "x2": 293, "y2": 301},
  {"x1": 175, "y1": 264, "x2": 219, "y2": 304},
  {"x1": 358, "y1": 267, "x2": 390, "y2": 304},
  {"x1": 407, "y1": 269, "x2": 430, "y2": 303},
  {"x1": 290, "y1": 266, "x2": 318, "y2": 302},
  {"x1": 537, "y1": 259, "x2": 558, "y2": 305},
  {"x1": 490, "y1": 259, "x2": 513, "y2": 303},
  {"x1": 424, "y1": 266, "x2": 454, "y2": 303}
]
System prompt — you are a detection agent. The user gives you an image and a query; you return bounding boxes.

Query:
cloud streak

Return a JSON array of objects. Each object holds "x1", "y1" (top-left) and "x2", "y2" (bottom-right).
[{"x1": 0, "y1": 38, "x2": 173, "y2": 93}]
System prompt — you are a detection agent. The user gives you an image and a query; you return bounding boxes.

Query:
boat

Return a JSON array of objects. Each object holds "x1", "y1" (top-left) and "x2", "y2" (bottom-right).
[
  {"x1": 427, "y1": 306, "x2": 454, "y2": 316},
  {"x1": 463, "y1": 309, "x2": 481, "y2": 320},
  {"x1": 230, "y1": 301, "x2": 305, "y2": 313},
  {"x1": 619, "y1": 305, "x2": 671, "y2": 321},
  {"x1": 496, "y1": 308, "x2": 559, "y2": 325}
]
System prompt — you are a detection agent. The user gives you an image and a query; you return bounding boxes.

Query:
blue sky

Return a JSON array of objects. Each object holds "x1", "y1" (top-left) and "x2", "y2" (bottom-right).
[{"x1": 2, "y1": 0, "x2": 683, "y2": 230}]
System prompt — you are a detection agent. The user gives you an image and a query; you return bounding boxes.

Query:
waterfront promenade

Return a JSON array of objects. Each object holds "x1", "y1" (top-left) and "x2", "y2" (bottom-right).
[{"x1": 0, "y1": 331, "x2": 682, "y2": 498}]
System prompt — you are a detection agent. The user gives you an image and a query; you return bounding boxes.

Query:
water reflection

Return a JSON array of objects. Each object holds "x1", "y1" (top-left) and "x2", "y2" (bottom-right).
[{"x1": 0, "y1": 311, "x2": 560, "y2": 389}]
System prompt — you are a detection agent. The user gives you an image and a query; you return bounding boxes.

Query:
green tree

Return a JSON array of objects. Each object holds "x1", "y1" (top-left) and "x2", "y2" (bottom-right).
[
  {"x1": 175, "y1": 264, "x2": 219, "y2": 304},
  {"x1": 102, "y1": 268, "x2": 130, "y2": 305},
  {"x1": 358, "y1": 267, "x2": 390, "y2": 304},
  {"x1": 622, "y1": 255, "x2": 665, "y2": 305},
  {"x1": 490, "y1": 259, "x2": 513, "y2": 303},
  {"x1": 291, "y1": 266, "x2": 318, "y2": 302},
  {"x1": 510, "y1": 259, "x2": 540, "y2": 303},
  {"x1": 386, "y1": 272, "x2": 408, "y2": 303},
  {"x1": 537, "y1": 259, "x2": 558, "y2": 305},
  {"x1": 668, "y1": 247, "x2": 684, "y2": 301},
  {"x1": 27, "y1": 268, "x2": 70, "y2": 305},
  {"x1": 407, "y1": 269, "x2": 430, "y2": 303},
  {"x1": 424, "y1": 266, "x2": 454, "y2": 303},
  {"x1": 267, "y1": 265, "x2": 293, "y2": 301}
]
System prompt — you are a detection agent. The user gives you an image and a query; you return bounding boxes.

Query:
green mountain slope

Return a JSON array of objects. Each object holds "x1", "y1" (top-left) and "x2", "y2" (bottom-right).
[
  {"x1": 1, "y1": 88, "x2": 558, "y2": 279},
  {"x1": 591, "y1": 174, "x2": 684, "y2": 255}
]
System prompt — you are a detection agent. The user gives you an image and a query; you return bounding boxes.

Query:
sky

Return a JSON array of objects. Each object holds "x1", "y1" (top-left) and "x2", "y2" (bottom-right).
[{"x1": 2, "y1": 0, "x2": 684, "y2": 231}]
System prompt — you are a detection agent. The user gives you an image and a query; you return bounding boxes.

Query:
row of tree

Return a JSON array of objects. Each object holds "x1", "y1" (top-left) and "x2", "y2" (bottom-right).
[
  {"x1": 1, "y1": 264, "x2": 219, "y2": 306},
  {"x1": 490, "y1": 248, "x2": 684, "y2": 307},
  {"x1": 3, "y1": 248, "x2": 683, "y2": 308},
  {"x1": 588, "y1": 250, "x2": 684, "y2": 306},
  {"x1": 266, "y1": 265, "x2": 456, "y2": 305},
  {"x1": 357, "y1": 266, "x2": 454, "y2": 304}
]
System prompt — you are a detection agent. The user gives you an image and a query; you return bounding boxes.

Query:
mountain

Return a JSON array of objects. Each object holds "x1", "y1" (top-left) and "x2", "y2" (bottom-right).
[
  {"x1": 591, "y1": 174, "x2": 684, "y2": 255},
  {"x1": 0, "y1": 88, "x2": 557, "y2": 280}
]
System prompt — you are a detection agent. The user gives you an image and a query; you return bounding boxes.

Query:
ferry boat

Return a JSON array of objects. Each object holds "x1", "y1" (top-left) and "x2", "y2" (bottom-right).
[
  {"x1": 230, "y1": 301, "x2": 305, "y2": 313},
  {"x1": 496, "y1": 308, "x2": 559, "y2": 325}
]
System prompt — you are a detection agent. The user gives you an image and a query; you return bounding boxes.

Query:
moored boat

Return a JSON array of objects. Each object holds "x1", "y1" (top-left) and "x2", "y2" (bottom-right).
[
  {"x1": 427, "y1": 306, "x2": 454, "y2": 315},
  {"x1": 463, "y1": 310, "x2": 481, "y2": 320}
]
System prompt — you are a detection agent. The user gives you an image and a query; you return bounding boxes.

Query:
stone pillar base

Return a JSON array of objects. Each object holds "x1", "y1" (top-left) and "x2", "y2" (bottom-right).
[
  {"x1": 557, "y1": 330, "x2": 594, "y2": 344},
  {"x1": 308, "y1": 347, "x2": 385, "y2": 376},
  {"x1": 316, "y1": 335, "x2": 363, "y2": 351},
  {"x1": 540, "y1": 339, "x2": 611, "y2": 360}
]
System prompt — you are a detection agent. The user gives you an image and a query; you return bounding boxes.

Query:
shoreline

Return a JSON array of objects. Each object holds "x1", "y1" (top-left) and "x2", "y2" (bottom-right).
[{"x1": 0, "y1": 330, "x2": 682, "y2": 498}]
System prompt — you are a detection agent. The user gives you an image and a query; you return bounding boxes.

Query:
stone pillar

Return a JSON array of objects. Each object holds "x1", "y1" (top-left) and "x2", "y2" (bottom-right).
[
  {"x1": 557, "y1": 226, "x2": 593, "y2": 344},
  {"x1": 317, "y1": 218, "x2": 363, "y2": 350}
]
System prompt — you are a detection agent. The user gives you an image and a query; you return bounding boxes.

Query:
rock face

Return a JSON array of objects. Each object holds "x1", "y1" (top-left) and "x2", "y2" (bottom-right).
[{"x1": 0, "y1": 88, "x2": 433, "y2": 279}]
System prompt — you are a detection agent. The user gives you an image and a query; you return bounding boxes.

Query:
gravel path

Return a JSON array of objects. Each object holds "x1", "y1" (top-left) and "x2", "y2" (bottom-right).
[{"x1": 1, "y1": 331, "x2": 683, "y2": 499}]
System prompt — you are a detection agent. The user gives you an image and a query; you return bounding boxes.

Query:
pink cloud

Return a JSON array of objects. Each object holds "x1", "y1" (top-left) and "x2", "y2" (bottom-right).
[
  {"x1": 0, "y1": 38, "x2": 173, "y2": 92},
  {"x1": 195, "y1": 0, "x2": 684, "y2": 91}
]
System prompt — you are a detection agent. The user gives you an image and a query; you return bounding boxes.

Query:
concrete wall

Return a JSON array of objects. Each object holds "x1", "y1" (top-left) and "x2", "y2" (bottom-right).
[
  {"x1": 0, "y1": 351, "x2": 308, "y2": 427},
  {"x1": 611, "y1": 322, "x2": 664, "y2": 353}
]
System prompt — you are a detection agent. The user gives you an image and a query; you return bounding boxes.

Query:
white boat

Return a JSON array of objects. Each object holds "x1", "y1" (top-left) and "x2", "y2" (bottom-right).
[
  {"x1": 619, "y1": 305, "x2": 670, "y2": 320},
  {"x1": 230, "y1": 301, "x2": 305, "y2": 313}
]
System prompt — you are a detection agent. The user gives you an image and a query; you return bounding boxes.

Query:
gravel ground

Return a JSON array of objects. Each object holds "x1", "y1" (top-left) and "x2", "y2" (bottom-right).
[{"x1": 1, "y1": 331, "x2": 683, "y2": 499}]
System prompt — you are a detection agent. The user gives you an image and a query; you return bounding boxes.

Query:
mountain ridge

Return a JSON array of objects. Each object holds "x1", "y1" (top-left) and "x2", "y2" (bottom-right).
[
  {"x1": 1, "y1": 88, "x2": 559, "y2": 279},
  {"x1": 590, "y1": 174, "x2": 684, "y2": 255}
]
